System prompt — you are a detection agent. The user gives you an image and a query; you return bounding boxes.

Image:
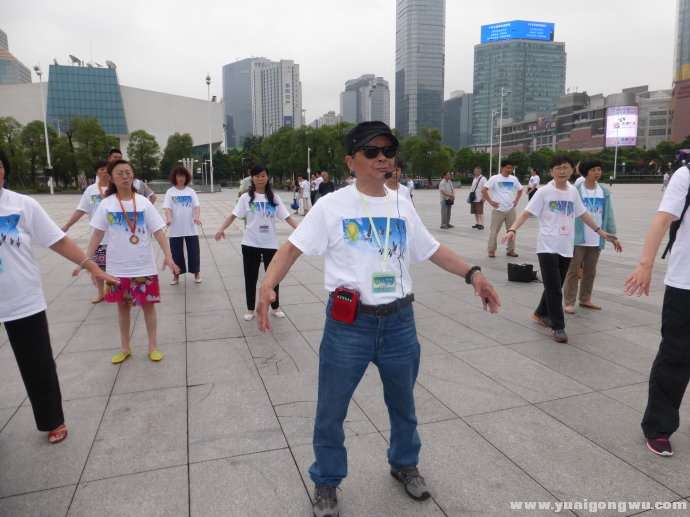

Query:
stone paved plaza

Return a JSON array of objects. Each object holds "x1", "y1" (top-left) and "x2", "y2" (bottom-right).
[{"x1": 1, "y1": 185, "x2": 689, "y2": 517}]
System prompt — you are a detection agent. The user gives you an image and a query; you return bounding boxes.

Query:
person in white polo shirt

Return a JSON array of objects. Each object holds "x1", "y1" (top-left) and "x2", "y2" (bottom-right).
[
  {"x1": 255, "y1": 121, "x2": 501, "y2": 517},
  {"x1": 625, "y1": 153, "x2": 690, "y2": 458},
  {"x1": 483, "y1": 159, "x2": 523, "y2": 258}
]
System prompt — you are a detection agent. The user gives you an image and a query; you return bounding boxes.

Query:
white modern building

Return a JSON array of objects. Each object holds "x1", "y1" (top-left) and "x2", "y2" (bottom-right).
[
  {"x1": 222, "y1": 57, "x2": 303, "y2": 147},
  {"x1": 309, "y1": 110, "x2": 341, "y2": 128},
  {"x1": 340, "y1": 74, "x2": 390, "y2": 125}
]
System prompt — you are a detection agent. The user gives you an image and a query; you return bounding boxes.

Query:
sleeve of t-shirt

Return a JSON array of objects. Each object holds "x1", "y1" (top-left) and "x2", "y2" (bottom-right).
[
  {"x1": 658, "y1": 168, "x2": 690, "y2": 220},
  {"x1": 26, "y1": 197, "x2": 65, "y2": 248},
  {"x1": 513, "y1": 177, "x2": 522, "y2": 188},
  {"x1": 231, "y1": 195, "x2": 248, "y2": 218},
  {"x1": 76, "y1": 190, "x2": 91, "y2": 213},
  {"x1": 274, "y1": 195, "x2": 290, "y2": 220},
  {"x1": 573, "y1": 190, "x2": 587, "y2": 218},
  {"x1": 526, "y1": 187, "x2": 545, "y2": 217},
  {"x1": 90, "y1": 201, "x2": 108, "y2": 232},
  {"x1": 191, "y1": 190, "x2": 200, "y2": 208},
  {"x1": 143, "y1": 198, "x2": 166, "y2": 233},
  {"x1": 288, "y1": 199, "x2": 329, "y2": 256},
  {"x1": 162, "y1": 190, "x2": 172, "y2": 209},
  {"x1": 408, "y1": 210, "x2": 440, "y2": 263},
  {"x1": 485, "y1": 175, "x2": 496, "y2": 191}
]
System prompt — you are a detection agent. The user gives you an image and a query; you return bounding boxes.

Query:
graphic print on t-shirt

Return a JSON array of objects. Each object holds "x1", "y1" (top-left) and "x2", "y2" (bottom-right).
[
  {"x1": 90, "y1": 194, "x2": 103, "y2": 206},
  {"x1": 0, "y1": 214, "x2": 21, "y2": 248},
  {"x1": 548, "y1": 200, "x2": 574, "y2": 216},
  {"x1": 342, "y1": 217, "x2": 407, "y2": 260},
  {"x1": 106, "y1": 211, "x2": 147, "y2": 237},
  {"x1": 249, "y1": 201, "x2": 278, "y2": 218},
  {"x1": 498, "y1": 181, "x2": 515, "y2": 191},
  {"x1": 583, "y1": 197, "x2": 604, "y2": 217},
  {"x1": 172, "y1": 196, "x2": 193, "y2": 207}
]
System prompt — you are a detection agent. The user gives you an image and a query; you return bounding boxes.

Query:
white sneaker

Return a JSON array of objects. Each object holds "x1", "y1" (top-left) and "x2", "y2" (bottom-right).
[
  {"x1": 194, "y1": 276, "x2": 202, "y2": 284},
  {"x1": 271, "y1": 308, "x2": 286, "y2": 318},
  {"x1": 170, "y1": 278, "x2": 179, "y2": 286},
  {"x1": 243, "y1": 312, "x2": 255, "y2": 321}
]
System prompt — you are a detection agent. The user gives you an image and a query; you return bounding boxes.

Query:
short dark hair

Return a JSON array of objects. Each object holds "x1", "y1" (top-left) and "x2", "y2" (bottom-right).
[
  {"x1": 108, "y1": 148, "x2": 123, "y2": 158},
  {"x1": 500, "y1": 159, "x2": 514, "y2": 168},
  {"x1": 395, "y1": 157, "x2": 405, "y2": 171},
  {"x1": 580, "y1": 160, "x2": 603, "y2": 177},
  {"x1": 94, "y1": 159, "x2": 109, "y2": 172},
  {"x1": 549, "y1": 155, "x2": 575, "y2": 169},
  {"x1": 169, "y1": 165, "x2": 191, "y2": 185}
]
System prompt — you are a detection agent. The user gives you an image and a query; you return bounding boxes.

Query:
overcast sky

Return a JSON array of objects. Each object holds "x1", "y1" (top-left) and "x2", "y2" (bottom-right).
[{"x1": 3, "y1": 0, "x2": 678, "y2": 125}]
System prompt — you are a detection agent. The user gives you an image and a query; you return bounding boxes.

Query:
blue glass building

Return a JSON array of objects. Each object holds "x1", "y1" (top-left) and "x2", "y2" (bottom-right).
[{"x1": 46, "y1": 64, "x2": 128, "y2": 135}]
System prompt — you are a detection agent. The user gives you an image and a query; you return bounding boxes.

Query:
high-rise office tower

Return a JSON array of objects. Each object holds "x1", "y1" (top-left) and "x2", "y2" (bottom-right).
[
  {"x1": 442, "y1": 91, "x2": 473, "y2": 149},
  {"x1": 675, "y1": 0, "x2": 690, "y2": 81},
  {"x1": 0, "y1": 28, "x2": 32, "y2": 85},
  {"x1": 471, "y1": 20, "x2": 566, "y2": 147},
  {"x1": 395, "y1": 0, "x2": 445, "y2": 136},
  {"x1": 340, "y1": 74, "x2": 390, "y2": 125},
  {"x1": 222, "y1": 57, "x2": 302, "y2": 147}
]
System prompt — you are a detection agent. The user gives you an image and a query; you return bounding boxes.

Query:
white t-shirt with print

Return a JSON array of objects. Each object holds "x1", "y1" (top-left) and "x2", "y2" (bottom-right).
[
  {"x1": 658, "y1": 166, "x2": 690, "y2": 290},
  {"x1": 288, "y1": 184, "x2": 440, "y2": 305},
  {"x1": 580, "y1": 184, "x2": 605, "y2": 247},
  {"x1": 485, "y1": 174, "x2": 522, "y2": 212},
  {"x1": 300, "y1": 180, "x2": 310, "y2": 199},
  {"x1": 526, "y1": 182, "x2": 587, "y2": 258},
  {"x1": 162, "y1": 186, "x2": 200, "y2": 238},
  {"x1": 386, "y1": 184, "x2": 413, "y2": 204},
  {"x1": 91, "y1": 194, "x2": 166, "y2": 277},
  {"x1": 232, "y1": 192, "x2": 290, "y2": 250},
  {"x1": 0, "y1": 189, "x2": 65, "y2": 322},
  {"x1": 528, "y1": 175, "x2": 541, "y2": 189},
  {"x1": 77, "y1": 183, "x2": 109, "y2": 245}
]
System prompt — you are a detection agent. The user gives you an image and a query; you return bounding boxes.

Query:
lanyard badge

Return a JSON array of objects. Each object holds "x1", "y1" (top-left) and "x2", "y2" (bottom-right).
[{"x1": 356, "y1": 189, "x2": 397, "y2": 294}]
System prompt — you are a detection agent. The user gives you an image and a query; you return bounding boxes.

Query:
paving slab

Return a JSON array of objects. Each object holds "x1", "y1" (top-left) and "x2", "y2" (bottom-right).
[
  {"x1": 112, "y1": 342, "x2": 186, "y2": 394},
  {"x1": 83, "y1": 387, "x2": 187, "y2": 481},
  {"x1": 189, "y1": 449, "x2": 311, "y2": 517},
  {"x1": 186, "y1": 337, "x2": 261, "y2": 388},
  {"x1": 56, "y1": 350, "x2": 119, "y2": 400},
  {"x1": 185, "y1": 309, "x2": 244, "y2": 341},
  {"x1": 0, "y1": 485, "x2": 74, "y2": 517},
  {"x1": 0, "y1": 397, "x2": 106, "y2": 497},
  {"x1": 68, "y1": 465, "x2": 188, "y2": 517},
  {"x1": 244, "y1": 330, "x2": 318, "y2": 377}
]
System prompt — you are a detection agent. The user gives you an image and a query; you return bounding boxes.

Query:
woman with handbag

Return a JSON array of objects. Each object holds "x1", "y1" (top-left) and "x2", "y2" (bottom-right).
[
  {"x1": 439, "y1": 171, "x2": 455, "y2": 229},
  {"x1": 468, "y1": 166, "x2": 487, "y2": 229}
]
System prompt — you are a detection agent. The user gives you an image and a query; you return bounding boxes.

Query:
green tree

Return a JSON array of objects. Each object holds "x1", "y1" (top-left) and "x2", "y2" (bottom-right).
[
  {"x1": 20, "y1": 121, "x2": 57, "y2": 188},
  {"x1": 160, "y1": 133, "x2": 193, "y2": 177},
  {"x1": 127, "y1": 130, "x2": 160, "y2": 180},
  {"x1": 0, "y1": 117, "x2": 29, "y2": 187},
  {"x1": 400, "y1": 128, "x2": 452, "y2": 179}
]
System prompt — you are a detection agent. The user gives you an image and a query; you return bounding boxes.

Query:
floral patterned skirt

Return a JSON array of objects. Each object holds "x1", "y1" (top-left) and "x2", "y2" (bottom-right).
[{"x1": 105, "y1": 276, "x2": 160, "y2": 306}]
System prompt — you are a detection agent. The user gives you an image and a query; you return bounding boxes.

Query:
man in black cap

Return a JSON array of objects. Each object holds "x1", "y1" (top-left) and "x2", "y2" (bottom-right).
[{"x1": 256, "y1": 121, "x2": 501, "y2": 517}]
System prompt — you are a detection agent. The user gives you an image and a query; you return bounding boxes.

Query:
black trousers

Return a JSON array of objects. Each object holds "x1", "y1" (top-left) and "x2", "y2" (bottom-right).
[
  {"x1": 242, "y1": 245, "x2": 279, "y2": 311},
  {"x1": 4, "y1": 311, "x2": 64, "y2": 431},
  {"x1": 535, "y1": 253, "x2": 571, "y2": 331},
  {"x1": 642, "y1": 286, "x2": 690, "y2": 439},
  {"x1": 169, "y1": 235, "x2": 200, "y2": 275}
]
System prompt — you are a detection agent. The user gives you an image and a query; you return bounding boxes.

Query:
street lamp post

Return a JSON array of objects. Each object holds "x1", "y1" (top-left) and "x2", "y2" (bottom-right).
[
  {"x1": 307, "y1": 146, "x2": 311, "y2": 176},
  {"x1": 497, "y1": 87, "x2": 511, "y2": 175},
  {"x1": 488, "y1": 110, "x2": 498, "y2": 177},
  {"x1": 206, "y1": 74, "x2": 214, "y2": 192},
  {"x1": 33, "y1": 65, "x2": 54, "y2": 195}
]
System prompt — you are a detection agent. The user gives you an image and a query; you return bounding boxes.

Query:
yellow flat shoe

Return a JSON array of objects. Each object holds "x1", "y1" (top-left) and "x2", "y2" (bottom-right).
[
  {"x1": 111, "y1": 351, "x2": 131, "y2": 364},
  {"x1": 148, "y1": 350, "x2": 164, "y2": 362}
]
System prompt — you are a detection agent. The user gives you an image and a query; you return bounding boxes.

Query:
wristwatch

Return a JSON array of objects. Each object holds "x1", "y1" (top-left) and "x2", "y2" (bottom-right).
[{"x1": 465, "y1": 265, "x2": 482, "y2": 285}]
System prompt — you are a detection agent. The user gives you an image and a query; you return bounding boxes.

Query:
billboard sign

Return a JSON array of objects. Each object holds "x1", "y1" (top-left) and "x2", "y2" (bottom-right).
[
  {"x1": 480, "y1": 20, "x2": 555, "y2": 43},
  {"x1": 605, "y1": 106, "x2": 638, "y2": 147}
]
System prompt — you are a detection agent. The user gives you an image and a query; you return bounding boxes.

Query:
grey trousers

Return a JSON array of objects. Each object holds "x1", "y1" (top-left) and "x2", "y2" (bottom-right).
[{"x1": 441, "y1": 201, "x2": 452, "y2": 226}]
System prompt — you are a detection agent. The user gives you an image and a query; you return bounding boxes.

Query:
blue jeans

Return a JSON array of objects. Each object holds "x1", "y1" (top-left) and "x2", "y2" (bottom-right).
[{"x1": 309, "y1": 300, "x2": 422, "y2": 487}]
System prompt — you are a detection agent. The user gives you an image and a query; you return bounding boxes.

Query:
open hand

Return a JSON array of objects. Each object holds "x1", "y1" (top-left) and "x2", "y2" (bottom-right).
[
  {"x1": 624, "y1": 265, "x2": 652, "y2": 297},
  {"x1": 162, "y1": 257, "x2": 181, "y2": 276},
  {"x1": 257, "y1": 284, "x2": 276, "y2": 332},
  {"x1": 214, "y1": 231, "x2": 225, "y2": 241},
  {"x1": 92, "y1": 269, "x2": 119, "y2": 287},
  {"x1": 472, "y1": 273, "x2": 501, "y2": 313},
  {"x1": 501, "y1": 231, "x2": 516, "y2": 245}
]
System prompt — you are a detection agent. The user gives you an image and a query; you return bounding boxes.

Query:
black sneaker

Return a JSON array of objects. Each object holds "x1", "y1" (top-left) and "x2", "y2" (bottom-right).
[
  {"x1": 391, "y1": 467, "x2": 431, "y2": 501},
  {"x1": 472, "y1": 224, "x2": 478, "y2": 229},
  {"x1": 313, "y1": 486, "x2": 339, "y2": 517},
  {"x1": 448, "y1": 224, "x2": 455, "y2": 228},
  {"x1": 646, "y1": 436, "x2": 673, "y2": 457},
  {"x1": 552, "y1": 329, "x2": 568, "y2": 343},
  {"x1": 477, "y1": 224, "x2": 485, "y2": 230}
]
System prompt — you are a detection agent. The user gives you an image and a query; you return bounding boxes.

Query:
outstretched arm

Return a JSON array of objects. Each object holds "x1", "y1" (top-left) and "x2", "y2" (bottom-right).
[
  {"x1": 153, "y1": 229, "x2": 180, "y2": 275},
  {"x1": 625, "y1": 212, "x2": 673, "y2": 296},
  {"x1": 215, "y1": 214, "x2": 237, "y2": 240},
  {"x1": 62, "y1": 210, "x2": 86, "y2": 232},
  {"x1": 429, "y1": 244, "x2": 501, "y2": 313},
  {"x1": 257, "y1": 241, "x2": 303, "y2": 331}
]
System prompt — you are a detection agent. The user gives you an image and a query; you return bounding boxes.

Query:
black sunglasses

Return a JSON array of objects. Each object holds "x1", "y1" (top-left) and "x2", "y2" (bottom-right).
[{"x1": 359, "y1": 145, "x2": 398, "y2": 159}]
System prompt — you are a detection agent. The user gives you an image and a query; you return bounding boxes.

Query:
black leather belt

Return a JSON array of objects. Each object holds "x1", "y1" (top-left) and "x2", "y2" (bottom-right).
[{"x1": 358, "y1": 294, "x2": 415, "y2": 317}]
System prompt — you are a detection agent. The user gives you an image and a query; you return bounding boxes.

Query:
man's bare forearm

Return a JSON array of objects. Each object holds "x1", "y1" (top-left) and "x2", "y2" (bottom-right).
[
  {"x1": 429, "y1": 244, "x2": 472, "y2": 277},
  {"x1": 639, "y1": 212, "x2": 673, "y2": 268}
]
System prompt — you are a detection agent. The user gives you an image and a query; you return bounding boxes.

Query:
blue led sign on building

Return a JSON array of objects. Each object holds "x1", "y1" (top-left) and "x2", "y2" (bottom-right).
[{"x1": 480, "y1": 20, "x2": 555, "y2": 43}]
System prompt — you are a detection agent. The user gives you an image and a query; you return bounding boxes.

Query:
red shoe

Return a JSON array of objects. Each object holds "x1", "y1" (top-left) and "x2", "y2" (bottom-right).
[{"x1": 48, "y1": 424, "x2": 68, "y2": 444}]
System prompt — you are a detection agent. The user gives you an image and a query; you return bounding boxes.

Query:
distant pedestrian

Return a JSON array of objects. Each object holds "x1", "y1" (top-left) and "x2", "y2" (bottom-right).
[
  {"x1": 439, "y1": 171, "x2": 455, "y2": 229},
  {"x1": 317, "y1": 172, "x2": 336, "y2": 199},
  {"x1": 527, "y1": 168, "x2": 540, "y2": 200},
  {"x1": 214, "y1": 165, "x2": 298, "y2": 321},
  {"x1": 299, "y1": 174, "x2": 312, "y2": 215},
  {"x1": 469, "y1": 166, "x2": 487, "y2": 229},
  {"x1": 311, "y1": 171, "x2": 323, "y2": 205},
  {"x1": 483, "y1": 159, "x2": 522, "y2": 257},
  {"x1": 83, "y1": 160, "x2": 180, "y2": 364},
  {"x1": 163, "y1": 166, "x2": 202, "y2": 285}
]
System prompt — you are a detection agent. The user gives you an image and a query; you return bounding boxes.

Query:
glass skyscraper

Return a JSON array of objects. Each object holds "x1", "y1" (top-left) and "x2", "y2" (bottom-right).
[
  {"x1": 46, "y1": 64, "x2": 128, "y2": 135},
  {"x1": 471, "y1": 23, "x2": 565, "y2": 147},
  {"x1": 340, "y1": 74, "x2": 390, "y2": 126},
  {"x1": 675, "y1": 0, "x2": 690, "y2": 81},
  {"x1": 395, "y1": 0, "x2": 445, "y2": 136}
]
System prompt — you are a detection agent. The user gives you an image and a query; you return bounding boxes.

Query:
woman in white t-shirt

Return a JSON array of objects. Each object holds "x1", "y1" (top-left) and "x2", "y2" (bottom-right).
[
  {"x1": 83, "y1": 160, "x2": 180, "y2": 364},
  {"x1": 0, "y1": 151, "x2": 117, "y2": 444},
  {"x1": 214, "y1": 165, "x2": 298, "y2": 321},
  {"x1": 61, "y1": 159, "x2": 111, "y2": 303},
  {"x1": 163, "y1": 166, "x2": 201, "y2": 285}
]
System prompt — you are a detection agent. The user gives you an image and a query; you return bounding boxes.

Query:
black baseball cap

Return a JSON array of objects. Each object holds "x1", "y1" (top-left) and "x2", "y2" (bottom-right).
[{"x1": 344, "y1": 121, "x2": 399, "y2": 155}]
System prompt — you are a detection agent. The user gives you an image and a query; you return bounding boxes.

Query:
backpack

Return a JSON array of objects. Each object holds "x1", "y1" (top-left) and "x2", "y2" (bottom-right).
[
  {"x1": 661, "y1": 184, "x2": 690, "y2": 259},
  {"x1": 507, "y1": 263, "x2": 538, "y2": 283}
]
